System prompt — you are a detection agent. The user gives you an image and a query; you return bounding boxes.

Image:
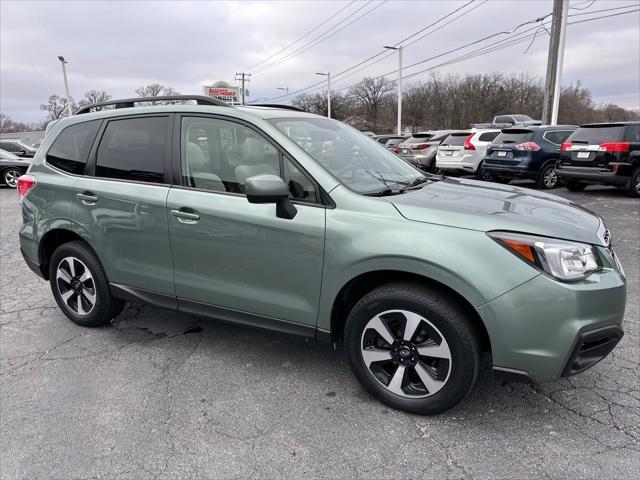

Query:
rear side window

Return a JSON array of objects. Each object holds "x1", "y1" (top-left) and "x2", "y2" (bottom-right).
[
  {"x1": 441, "y1": 134, "x2": 468, "y2": 146},
  {"x1": 478, "y1": 131, "x2": 499, "y2": 142},
  {"x1": 494, "y1": 116, "x2": 512, "y2": 124},
  {"x1": 567, "y1": 126, "x2": 626, "y2": 144},
  {"x1": 625, "y1": 125, "x2": 640, "y2": 142},
  {"x1": 0, "y1": 142, "x2": 20, "y2": 152},
  {"x1": 543, "y1": 130, "x2": 574, "y2": 145},
  {"x1": 46, "y1": 120, "x2": 101, "y2": 174},
  {"x1": 493, "y1": 130, "x2": 535, "y2": 144},
  {"x1": 96, "y1": 116, "x2": 168, "y2": 183}
]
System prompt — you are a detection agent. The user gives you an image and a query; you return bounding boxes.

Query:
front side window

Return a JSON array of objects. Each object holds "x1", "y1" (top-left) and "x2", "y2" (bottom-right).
[
  {"x1": 96, "y1": 116, "x2": 168, "y2": 183},
  {"x1": 46, "y1": 120, "x2": 101, "y2": 174},
  {"x1": 268, "y1": 116, "x2": 424, "y2": 194}
]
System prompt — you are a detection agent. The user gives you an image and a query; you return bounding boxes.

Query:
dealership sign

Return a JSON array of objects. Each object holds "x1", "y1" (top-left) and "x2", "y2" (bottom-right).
[{"x1": 203, "y1": 83, "x2": 240, "y2": 105}]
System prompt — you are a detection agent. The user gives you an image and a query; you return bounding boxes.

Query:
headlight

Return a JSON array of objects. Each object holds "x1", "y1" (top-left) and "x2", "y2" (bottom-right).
[{"x1": 488, "y1": 232, "x2": 601, "y2": 282}]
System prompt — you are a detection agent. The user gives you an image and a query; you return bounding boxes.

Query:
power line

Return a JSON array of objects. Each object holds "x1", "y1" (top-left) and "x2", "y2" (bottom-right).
[
  {"x1": 569, "y1": 0, "x2": 597, "y2": 11},
  {"x1": 568, "y1": 3, "x2": 639, "y2": 17},
  {"x1": 243, "y1": 1, "x2": 357, "y2": 72},
  {"x1": 251, "y1": 1, "x2": 386, "y2": 75},
  {"x1": 567, "y1": 7, "x2": 639, "y2": 24},
  {"x1": 253, "y1": 0, "x2": 485, "y2": 102}
]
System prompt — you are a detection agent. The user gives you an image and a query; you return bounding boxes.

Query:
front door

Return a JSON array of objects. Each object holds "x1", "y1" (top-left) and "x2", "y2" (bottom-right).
[{"x1": 166, "y1": 115, "x2": 325, "y2": 330}]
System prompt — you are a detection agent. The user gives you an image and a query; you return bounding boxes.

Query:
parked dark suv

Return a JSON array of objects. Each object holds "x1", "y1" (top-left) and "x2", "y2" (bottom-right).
[
  {"x1": 557, "y1": 121, "x2": 640, "y2": 197},
  {"x1": 483, "y1": 125, "x2": 576, "y2": 189}
]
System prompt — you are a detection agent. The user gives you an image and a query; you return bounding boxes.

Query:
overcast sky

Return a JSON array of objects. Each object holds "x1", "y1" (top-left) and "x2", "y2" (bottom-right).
[{"x1": 1, "y1": 0, "x2": 638, "y2": 123}]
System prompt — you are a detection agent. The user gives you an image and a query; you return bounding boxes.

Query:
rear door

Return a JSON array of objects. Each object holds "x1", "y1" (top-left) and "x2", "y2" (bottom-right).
[
  {"x1": 71, "y1": 114, "x2": 175, "y2": 297},
  {"x1": 166, "y1": 114, "x2": 326, "y2": 332},
  {"x1": 561, "y1": 125, "x2": 626, "y2": 168}
]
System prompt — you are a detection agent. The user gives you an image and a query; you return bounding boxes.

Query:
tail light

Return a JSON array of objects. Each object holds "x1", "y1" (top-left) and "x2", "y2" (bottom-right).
[
  {"x1": 414, "y1": 143, "x2": 430, "y2": 150},
  {"x1": 464, "y1": 134, "x2": 476, "y2": 151},
  {"x1": 392, "y1": 146, "x2": 400, "y2": 154},
  {"x1": 17, "y1": 175, "x2": 36, "y2": 199},
  {"x1": 600, "y1": 142, "x2": 630, "y2": 152},
  {"x1": 561, "y1": 142, "x2": 572, "y2": 151},
  {"x1": 515, "y1": 142, "x2": 540, "y2": 151}
]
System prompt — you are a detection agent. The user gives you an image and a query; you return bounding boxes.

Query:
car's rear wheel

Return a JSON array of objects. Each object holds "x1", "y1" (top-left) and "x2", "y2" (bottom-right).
[
  {"x1": 536, "y1": 162, "x2": 559, "y2": 189},
  {"x1": 49, "y1": 241, "x2": 124, "y2": 327},
  {"x1": 565, "y1": 181, "x2": 587, "y2": 192},
  {"x1": 345, "y1": 282, "x2": 481, "y2": 415},
  {"x1": 3, "y1": 168, "x2": 22, "y2": 188},
  {"x1": 628, "y1": 167, "x2": 640, "y2": 198},
  {"x1": 475, "y1": 161, "x2": 493, "y2": 181}
]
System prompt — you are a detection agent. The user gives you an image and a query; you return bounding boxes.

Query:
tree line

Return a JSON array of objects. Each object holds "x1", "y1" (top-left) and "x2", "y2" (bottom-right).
[
  {"x1": 292, "y1": 72, "x2": 639, "y2": 133},
  {"x1": 0, "y1": 84, "x2": 180, "y2": 133}
]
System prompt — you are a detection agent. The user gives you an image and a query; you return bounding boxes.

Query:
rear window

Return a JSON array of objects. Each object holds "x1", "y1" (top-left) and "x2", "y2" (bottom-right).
[
  {"x1": 408, "y1": 133, "x2": 433, "y2": 141},
  {"x1": 96, "y1": 116, "x2": 168, "y2": 183},
  {"x1": 543, "y1": 130, "x2": 574, "y2": 145},
  {"x1": 624, "y1": 125, "x2": 640, "y2": 142},
  {"x1": 567, "y1": 125, "x2": 626, "y2": 144},
  {"x1": 478, "y1": 131, "x2": 499, "y2": 142},
  {"x1": 493, "y1": 130, "x2": 535, "y2": 144},
  {"x1": 441, "y1": 134, "x2": 469, "y2": 146},
  {"x1": 46, "y1": 120, "x2": 101, "y2": 174}
]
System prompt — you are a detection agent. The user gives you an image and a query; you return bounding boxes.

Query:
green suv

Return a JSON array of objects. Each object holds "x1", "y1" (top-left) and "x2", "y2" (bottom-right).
[{"x1": 18, "y1": 96, "x2": 626, "y2": 414}]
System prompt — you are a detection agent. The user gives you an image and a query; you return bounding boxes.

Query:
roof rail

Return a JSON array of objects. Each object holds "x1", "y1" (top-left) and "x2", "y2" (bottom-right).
[
  {"x1": 245, "y1": 103, "x2": 304, "y2": 112},
  {"x1": 75, "y1": 95, "x2": 229, "y2": 115}
]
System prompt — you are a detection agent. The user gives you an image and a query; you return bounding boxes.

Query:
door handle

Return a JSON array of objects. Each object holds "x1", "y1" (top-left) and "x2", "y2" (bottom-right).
[
  {"x1": 171, "y1": 209, "x2": 200, "y2": 223},
  {"x1": 77, "y1": 192, "x2": 98, "y2": 204}
]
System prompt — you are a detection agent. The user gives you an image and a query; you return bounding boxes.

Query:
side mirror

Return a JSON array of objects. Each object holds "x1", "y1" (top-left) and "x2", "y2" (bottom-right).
[{"x1": 245, "y1": 174, "x2": 297, "y2": 220}]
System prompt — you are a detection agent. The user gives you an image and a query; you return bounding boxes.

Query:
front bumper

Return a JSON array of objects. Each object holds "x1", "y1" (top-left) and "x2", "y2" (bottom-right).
[
  {"x1": 556, "y1": 166, "x2": 630, "y2": 186},
  {"x1": 477, "y1": 247, "x2": 626, "y2": 382}
]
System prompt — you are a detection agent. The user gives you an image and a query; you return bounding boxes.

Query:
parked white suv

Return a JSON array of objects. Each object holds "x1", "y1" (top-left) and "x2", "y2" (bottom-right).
[{"x1": 435, "y1": 129, "x2": 500, "y2": 179}]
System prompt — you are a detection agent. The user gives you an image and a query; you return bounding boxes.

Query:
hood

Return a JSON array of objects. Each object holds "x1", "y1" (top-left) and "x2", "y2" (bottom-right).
[{"x1": 387, "y1": 177, "x2": 604, "y2": 245}]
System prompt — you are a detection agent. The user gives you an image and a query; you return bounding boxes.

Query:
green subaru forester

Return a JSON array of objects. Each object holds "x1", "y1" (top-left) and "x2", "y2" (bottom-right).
[{"x1": 18, "y1": 96, "x2": 626, "y2": 414}]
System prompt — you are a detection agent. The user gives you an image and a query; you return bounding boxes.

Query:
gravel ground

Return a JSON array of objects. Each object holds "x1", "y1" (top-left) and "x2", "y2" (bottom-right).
[{"x1": 1, "y1": 184, "x2": 638, "y2": 479}]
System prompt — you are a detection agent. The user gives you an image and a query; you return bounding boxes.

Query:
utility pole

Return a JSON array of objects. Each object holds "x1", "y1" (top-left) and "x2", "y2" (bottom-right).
[
  {"x1": 542, "y1": 0, "x2": 569, "y2": 125},
  {"x1": 235, "y1": 72, "x2": 251, "y2": 105},
  {"x1": 384, "y1": 45, "x2": 403, "y2": 135},
  {"x1": 57, "y1": 56, "x2": 73, "y2": 117},
  {"x1": 316, "y1": 72, "x2": 331, "y2": 118}
]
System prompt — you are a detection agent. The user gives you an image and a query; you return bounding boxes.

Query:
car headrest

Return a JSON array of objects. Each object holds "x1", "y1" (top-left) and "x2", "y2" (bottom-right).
[
  {"x1": 186, "y1": 142, "x2": 207, "y2": 169},
  {"x1": 241, "y1": 137, "x2": 265, "y2": 165}
]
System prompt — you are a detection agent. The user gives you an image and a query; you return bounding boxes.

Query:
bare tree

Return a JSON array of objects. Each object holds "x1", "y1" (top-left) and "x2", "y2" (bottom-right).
[
  {"x1": 40, "y1": 95, "x2": 76, "y2": 121},
  {"x1": 135, "y1": 84, "x2": 180, "y2": 97},
  {"x1": 349, "y1": 77, "x2": 395, "y2": 131},
  {"x1": 292, "y1": 91, "x2": 353, "y2": 120},
  {"x1": 78, "y1": 90, "x2": 112, "y2": 107}
]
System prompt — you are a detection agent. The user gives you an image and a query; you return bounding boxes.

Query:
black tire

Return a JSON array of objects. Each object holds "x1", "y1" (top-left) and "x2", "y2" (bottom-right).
[
  {"x1": 345, "y1": 282, "x2": 481, "y2": 415},
  {"x1": 49, "y1": 240, "x2": 124, "y2": 327},
  {"x1": 495, "y1": 177, "x2": 511, "y2": 184},
  {"x1": 536, "y1": 161, "x2": 559, "y2": 189},
  {"x1": 628, "y1": 167, "x2": 640, "y2": 198},
  {"x1": 2, "y1": 168, "x2": 23, "y2": 188},
  {"x1": 565, "y1": 181, "x2": 587, "y2": 192},
  {"x1": 475, "y1": 161, "x2": 493, "y2": 181}
]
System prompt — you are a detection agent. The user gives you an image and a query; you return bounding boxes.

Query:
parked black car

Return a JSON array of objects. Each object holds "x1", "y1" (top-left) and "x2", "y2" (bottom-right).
[
  {"x1": 0, "y1": 149, "x2": 30, "y2": 188},
  {"x1": 483, "y1": 125, "x2": 576, "y2": 189},
  {"x1": 0, "y1": 140, "x2": 37, "y2": 158},
  {"x1": 557, "y1": 121, "x2": 640, "y2": 197}
]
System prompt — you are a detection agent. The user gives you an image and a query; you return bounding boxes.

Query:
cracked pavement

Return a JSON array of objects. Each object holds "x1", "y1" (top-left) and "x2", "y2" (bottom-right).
[{"x1": 1, "y1": 184, "x2": 638, "y2": 479}]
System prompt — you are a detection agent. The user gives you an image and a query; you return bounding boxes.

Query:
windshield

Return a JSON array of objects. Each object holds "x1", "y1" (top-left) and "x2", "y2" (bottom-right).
[
  {"x1": 512, "y1": 115, "x2": 533, "y2": 122},
  {"x1": 267, "y1": 116, "x2": 425, "y2": 194}
]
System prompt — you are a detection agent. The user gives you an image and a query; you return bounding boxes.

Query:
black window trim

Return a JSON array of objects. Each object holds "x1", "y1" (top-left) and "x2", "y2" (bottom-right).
[
  {"x1": 85, "y1": 113, "x2": 174, "y2": 186},
  {"x1": 171, "y1": 113, "x2": 333, "y2": 208},
  {"x1": 43, "y1": 119, "x2": 104, "y2": 177}
]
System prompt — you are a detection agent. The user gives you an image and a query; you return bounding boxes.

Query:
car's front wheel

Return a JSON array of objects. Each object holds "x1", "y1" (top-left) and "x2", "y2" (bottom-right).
[
  {"x1": 49, "y1": 241, "x2": 124, "y2": 327},
  {"x1": 345, "y1": 282, "x2": 481, "y2": 415},
  {"x1": 2, "y1": 168, "x2": 23, "y2": 188}
]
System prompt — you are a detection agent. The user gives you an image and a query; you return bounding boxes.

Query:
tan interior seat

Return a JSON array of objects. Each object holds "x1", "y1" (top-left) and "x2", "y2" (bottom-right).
[
  {"x1": 186, "y1": 142, "x2": 225, "y2": 191},
  {"x1": 235, "y1": 137, "x2": 279, "y2": 188}
]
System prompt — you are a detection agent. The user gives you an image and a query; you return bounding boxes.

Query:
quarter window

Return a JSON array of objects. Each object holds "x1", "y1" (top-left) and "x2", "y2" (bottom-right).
[
  {"x1": 46, "y1": 120, "x2": 101, "y2": 174},
  {"x1": 96, "y1": 117, "x2": 168, "y2": 183}
]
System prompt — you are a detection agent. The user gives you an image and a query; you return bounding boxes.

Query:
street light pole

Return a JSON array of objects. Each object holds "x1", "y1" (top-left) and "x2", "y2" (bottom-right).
[
  {"x1": 57, "y1": 56, "x2": 73, "y2": 117},
  {"x1": 384, "y1": 45, "x2": 403, "y2": 135},
  {"x1": 316, "y1": 72, "x2": 331, "y2": 118}
]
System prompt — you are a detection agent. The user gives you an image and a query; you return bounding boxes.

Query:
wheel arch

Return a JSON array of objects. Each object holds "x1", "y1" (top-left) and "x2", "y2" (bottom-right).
[
  {"x1": 328, "y1": 270, "x2": 492, "y2": 355},
  {"x1": 38, "y1": 228, "x2": 89, "y2": 279}
]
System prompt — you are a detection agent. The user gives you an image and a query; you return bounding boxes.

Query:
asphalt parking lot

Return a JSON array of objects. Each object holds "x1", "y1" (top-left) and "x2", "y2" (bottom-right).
[{"x1": 1, "y1": 183, "x2": 638, "y2": 479}]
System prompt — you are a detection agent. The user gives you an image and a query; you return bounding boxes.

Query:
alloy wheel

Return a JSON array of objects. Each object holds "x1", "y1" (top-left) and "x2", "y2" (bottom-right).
[
  {"x1": 543, "y1": 166, "x2": 558, "y2": 188},
  {"x1": 56, "y1": 256, "x2": 97, "y2": 315},
  {"x1": 635, "y1": 174, "x2": 640, "y2": 194},
  {"x1": 4, "y1": 169, "x2": 21, "y2": 188},
  {"x1": 360, "y1": 310, "x2": 452, "y2": 398}
]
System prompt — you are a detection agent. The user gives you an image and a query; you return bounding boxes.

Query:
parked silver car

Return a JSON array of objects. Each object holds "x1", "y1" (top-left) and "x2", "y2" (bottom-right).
[{"x1": 397, "y1": 131, "x2": 461, "y2": 171}]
